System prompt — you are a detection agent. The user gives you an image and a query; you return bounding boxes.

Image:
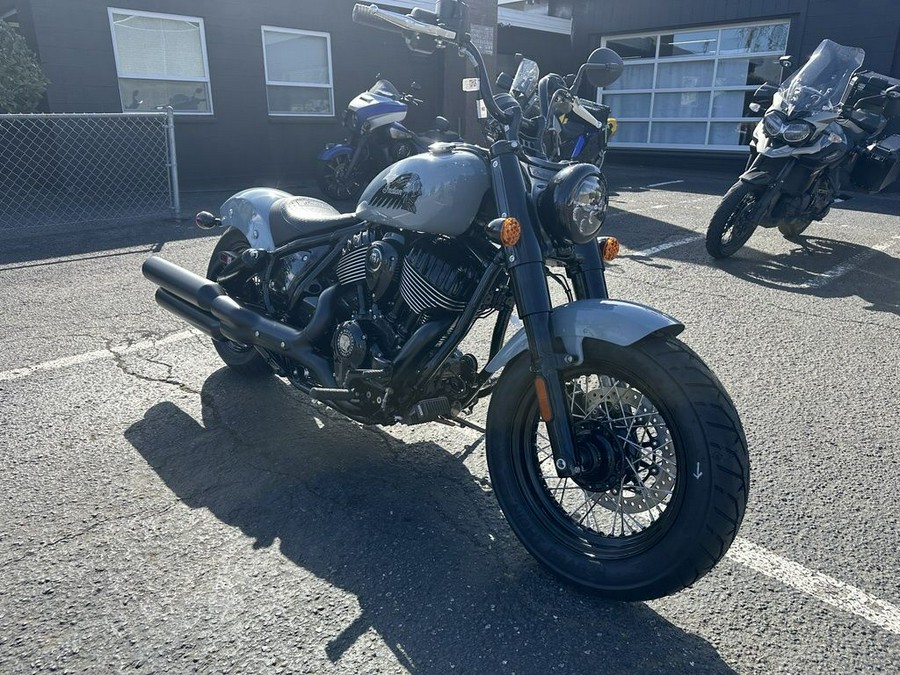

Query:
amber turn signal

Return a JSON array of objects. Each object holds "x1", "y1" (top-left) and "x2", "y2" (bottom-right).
[
  {"x1": 600, "y1": 236, "x2": 620, "y2": 262},
  {"x1": 500, "y1": 217, "x2": 521, "y2": 247},
  {"x1": 534, "y1": 376, "x2": 553, "y2": 422}
]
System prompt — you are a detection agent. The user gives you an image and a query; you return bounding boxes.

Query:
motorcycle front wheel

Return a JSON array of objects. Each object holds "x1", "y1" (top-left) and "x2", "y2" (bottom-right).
[
  {"x1": 316, "y1": 154, "x2": 366, "y2": 202},
  {"x1": 486, "y1": 336, "x2": 749, "y2": 601},
  {"x1": 706, "y1": 181, "x2": 763, "y2": 258}
]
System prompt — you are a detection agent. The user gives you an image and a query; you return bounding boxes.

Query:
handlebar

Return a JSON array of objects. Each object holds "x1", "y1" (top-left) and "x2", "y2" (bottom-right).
[
  {"x1": 352, "y1": 3, "x2": 457, "y2": 42},
  {"x1": 352, "y1": 2, "x2": 520, "y2": 137}
]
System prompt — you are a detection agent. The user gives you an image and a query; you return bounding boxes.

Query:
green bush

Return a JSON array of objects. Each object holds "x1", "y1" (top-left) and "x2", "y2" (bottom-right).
[{"x1": 0, "y1": 21, "x2": 49, "y2": 113}]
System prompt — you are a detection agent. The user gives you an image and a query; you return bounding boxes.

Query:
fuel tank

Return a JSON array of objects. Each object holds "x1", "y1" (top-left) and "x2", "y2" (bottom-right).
[{"x1": 355, "y1": 146, "x2": 490, "y2": 237}]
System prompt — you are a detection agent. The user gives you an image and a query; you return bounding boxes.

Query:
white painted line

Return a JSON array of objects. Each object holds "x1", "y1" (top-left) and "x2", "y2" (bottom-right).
[
  {"x1": 0, "y1": 330, "x2": 198, "y2": 382},
  {"x1": 801, "y1": 239, "x2": 896, "y2": 290},
  {"x1": 0, "y1": 244, "x2": 161, "y2": 272},
  {"x1": 628, "y1": 235, "x2": 703, "y2": 258},
  {"x1": 727, "y1": 537, "x2": 900, "y2": 635},
  {"x1": 645, "y1": 180, "x2": 684, "y2": 189}
]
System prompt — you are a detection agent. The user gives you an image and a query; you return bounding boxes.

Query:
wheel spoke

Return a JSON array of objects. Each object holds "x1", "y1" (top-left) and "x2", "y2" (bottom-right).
[{"x1": 530, "y1": 369, "x2": 678, "y2": 539}]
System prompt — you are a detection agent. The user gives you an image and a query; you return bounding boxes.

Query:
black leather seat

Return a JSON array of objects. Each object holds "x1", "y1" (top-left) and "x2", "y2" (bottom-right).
[{"x1": 269, "y1": 196, "x2": 359, "y2": 246}]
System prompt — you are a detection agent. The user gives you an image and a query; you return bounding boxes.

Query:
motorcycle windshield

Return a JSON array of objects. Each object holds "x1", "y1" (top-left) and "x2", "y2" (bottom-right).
[
  {"x1": 778, "y1": 39, "x2": 864, "y2": 116},
  {"x1": 511, "y1": 59, "x2": 540, "y2": 100},
  {"x1": 368, "y1": 79, "x2": 401, "y2": 100}
]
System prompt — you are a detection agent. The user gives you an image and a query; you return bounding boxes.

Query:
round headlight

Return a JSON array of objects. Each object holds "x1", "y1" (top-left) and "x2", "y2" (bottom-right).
[
  {"x1": 570, "y1": 174, "x2": 609, "y2": 241},
  {"x1": 782, "y1": 121, "x2": 814, "y2": 144},
  {"x1": 762, "y1": 111, "x2": 784, "y2": 138},
  {"x1": 538, "y1": 164, "x2": 609, "y2": 245}
]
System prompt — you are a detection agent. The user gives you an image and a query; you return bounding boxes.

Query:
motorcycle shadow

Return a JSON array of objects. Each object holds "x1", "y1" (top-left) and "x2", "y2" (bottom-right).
[
  {"x1": 714, "y1": 236, "x2": 900, "y2": 316},
  {"x1": 125, "y1": 369, "x2": 736, "y2": 674}
]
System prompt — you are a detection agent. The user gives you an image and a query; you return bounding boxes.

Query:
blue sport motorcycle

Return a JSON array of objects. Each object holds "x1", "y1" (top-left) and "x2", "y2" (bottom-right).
[{"x1": 317, "y1": 79, "x2": 460, "y2": 200}]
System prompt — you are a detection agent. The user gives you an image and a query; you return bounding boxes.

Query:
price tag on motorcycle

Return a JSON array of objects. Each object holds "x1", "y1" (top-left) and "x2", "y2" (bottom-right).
[
  {"x1": 476, "y1": 99, "x2": 488, "y2": 119},
  {"x1": 462, "y1": 78, "x2": 480, "y2": 92}
]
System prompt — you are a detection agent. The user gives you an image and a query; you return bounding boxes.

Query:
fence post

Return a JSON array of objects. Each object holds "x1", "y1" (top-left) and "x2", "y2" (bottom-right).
[{"x1": 165, "y1": 106, "x2": 182, "y2": 220}]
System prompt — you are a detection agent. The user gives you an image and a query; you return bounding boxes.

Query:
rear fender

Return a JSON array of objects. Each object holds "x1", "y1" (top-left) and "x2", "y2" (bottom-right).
[
  {"x1": 220, "y1": 187, "x2": 292, "y2": 251},
  {"x1": 318, "y1": 143, "x2": 354, "y2": 161},
  {"x1": 484, "y1": 299, "x2": 684, "y2": 374}
]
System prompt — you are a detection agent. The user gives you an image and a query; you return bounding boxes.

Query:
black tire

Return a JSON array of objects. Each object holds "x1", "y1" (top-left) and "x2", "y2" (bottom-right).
[
  {"x1": 706, "y1": 181, "x2": 763, "y2": 258},
  {"x1": 316, "y1": 154, "x2": 365, "y2": 201},
  {"x1": 205, "y1": 229, "x2": 272, "y2": 378},
  {"x1": 778, "y1": 218, "x2": 812, "y2": 237},
  {"x1": 486, "y1": 337, "x2": 749, "y2": 601}
]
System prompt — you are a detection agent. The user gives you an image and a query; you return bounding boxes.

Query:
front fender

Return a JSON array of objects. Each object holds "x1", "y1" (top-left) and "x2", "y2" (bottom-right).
[
  {"x1": 220, "y1": 187, "x2": 292, "y2": 251},
  {"x1": 484, "y1": 299, "x2": 684, "y2": 374},
  {"x1": 318, "y1": 143, "x2": 354, "y2": 161}
]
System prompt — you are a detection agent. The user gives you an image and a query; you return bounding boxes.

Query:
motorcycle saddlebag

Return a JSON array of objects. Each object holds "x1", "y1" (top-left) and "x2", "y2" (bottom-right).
[{"x1": 850, "y1": 134, "x2": 900, "y2": 193}]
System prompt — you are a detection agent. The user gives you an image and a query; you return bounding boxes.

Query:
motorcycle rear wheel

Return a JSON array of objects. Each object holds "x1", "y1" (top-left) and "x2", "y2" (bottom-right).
[
  {"x1": 485, "y1": 336, "x2": 749, "y2": 601},
  {"x1": 316, "y1": 154, "x2": 366, "y2": 202},
  {"x1": 706, "y1": 181, "x2": 762, "y2": 258},
  {"x1": 205, "y1": 229, "x2": 272, "y2": 378}
]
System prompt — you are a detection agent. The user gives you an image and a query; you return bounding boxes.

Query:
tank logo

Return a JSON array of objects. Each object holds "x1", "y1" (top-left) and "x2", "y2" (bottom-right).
[{"x1": 370, "y1": 173, "x2": 422, "y2": 213}]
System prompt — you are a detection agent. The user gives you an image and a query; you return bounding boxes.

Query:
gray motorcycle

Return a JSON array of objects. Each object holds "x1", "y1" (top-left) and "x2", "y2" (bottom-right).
[
  {"x1": 706, "y1": 39, "x2": 900, "y2": 258},
  {"x1": 142, "y1": 0, "x2": 749, "y2": 600}
]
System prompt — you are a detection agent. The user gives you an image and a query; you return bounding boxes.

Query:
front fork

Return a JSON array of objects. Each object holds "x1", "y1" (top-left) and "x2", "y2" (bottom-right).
[{"x1": 490, "y1": 142, "x2": 608, "y2": 477}]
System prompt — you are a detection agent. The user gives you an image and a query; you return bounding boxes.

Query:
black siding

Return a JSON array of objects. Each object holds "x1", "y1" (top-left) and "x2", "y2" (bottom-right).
[{"x1": 26, "y1": 0, "x2": 444, "y2": 190}]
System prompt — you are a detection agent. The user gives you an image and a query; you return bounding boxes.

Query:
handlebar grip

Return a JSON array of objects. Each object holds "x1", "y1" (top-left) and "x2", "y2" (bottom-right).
[{"x1": 352, "y1": 4, "x2": 400, "y2": 33}]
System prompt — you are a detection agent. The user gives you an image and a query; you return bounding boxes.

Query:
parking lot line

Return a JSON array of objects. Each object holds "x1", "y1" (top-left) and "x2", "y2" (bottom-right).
[
  {"x1": 0, "y1": 329, "x2": 197, "y2": 382},
  {"x1": 645, "y1": 180, "x2": 685, "y2": 189},
  {"x1": 727, "y1": 537, "x2": 900, "y2": 635},
  {"x1": 801, "y1": 237, "x2": 899, "y2": 289},
  {"x1": 628, "y1": 235, "x2": 704, "y2": 258}
]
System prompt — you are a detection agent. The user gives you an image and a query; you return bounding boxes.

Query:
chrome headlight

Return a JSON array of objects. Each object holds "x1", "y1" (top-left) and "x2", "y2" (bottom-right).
[
  {"x1": 538, "y1": 164, "x2": 609, "y2": 245},
  {"x1": 782, "y1": 121, "x2": 814, "y2": 144}
]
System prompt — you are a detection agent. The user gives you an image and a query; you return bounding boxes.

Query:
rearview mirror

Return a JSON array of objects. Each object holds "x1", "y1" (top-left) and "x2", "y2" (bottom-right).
[{"x1": 582, "y1": 48, "x2": 624, "y2": 89}]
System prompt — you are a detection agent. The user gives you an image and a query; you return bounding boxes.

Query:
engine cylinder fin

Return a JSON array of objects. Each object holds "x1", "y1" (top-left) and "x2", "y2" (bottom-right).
[
  {"x1": 400, "y1": 262, "x2": 469, "y2": 314},
  {"x1": 336, "y1": 246, "x2": 369, "y2": 285}
]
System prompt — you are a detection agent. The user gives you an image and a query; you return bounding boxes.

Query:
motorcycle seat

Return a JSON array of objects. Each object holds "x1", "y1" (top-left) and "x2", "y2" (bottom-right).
[{"x1": 269, "y1": 196, "x2": 359, "y2": 246}]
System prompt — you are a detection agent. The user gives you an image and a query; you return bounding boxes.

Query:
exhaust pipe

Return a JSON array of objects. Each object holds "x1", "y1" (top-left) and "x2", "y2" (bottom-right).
[{"x1": 143, "y1": 256, "x2": 338, "y2": 387}]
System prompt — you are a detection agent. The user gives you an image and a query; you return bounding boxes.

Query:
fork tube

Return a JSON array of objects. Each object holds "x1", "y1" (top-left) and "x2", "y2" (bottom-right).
[{"x1": 490, "y1": 141, "x2": 580, "y2": 477}]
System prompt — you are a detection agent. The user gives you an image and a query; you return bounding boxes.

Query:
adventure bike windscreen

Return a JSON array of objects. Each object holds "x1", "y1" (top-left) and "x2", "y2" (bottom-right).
[
  {"x1": 511, "y1": 58, "x2": 540, "y2": 100},
  {"x1": 779, "y1": 39, "x2": 865, "y2": 116}
]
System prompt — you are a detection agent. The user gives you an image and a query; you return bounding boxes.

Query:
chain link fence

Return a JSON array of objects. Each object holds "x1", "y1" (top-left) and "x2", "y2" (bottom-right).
[{"x1": 0, "y1": 110, "x2": 180, "y2": 229}]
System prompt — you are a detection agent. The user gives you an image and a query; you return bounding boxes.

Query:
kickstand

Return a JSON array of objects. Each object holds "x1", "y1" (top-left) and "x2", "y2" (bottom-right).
[
  {"x1": 786, "y1": 234, "x2": 815, "y2": 254},
  {"x1": 439, "y1": 415, "x2": 487, "y2": 434}
]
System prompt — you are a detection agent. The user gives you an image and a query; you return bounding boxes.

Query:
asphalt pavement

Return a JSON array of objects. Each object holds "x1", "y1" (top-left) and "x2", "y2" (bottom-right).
[{"x1": 0, "y1": 163, "x2": 898, "y2": 674}]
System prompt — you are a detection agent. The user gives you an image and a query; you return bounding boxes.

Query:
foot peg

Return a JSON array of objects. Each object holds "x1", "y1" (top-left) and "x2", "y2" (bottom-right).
[{"x1": 309, "y1": 387, "x2": 356, "y2": 401}]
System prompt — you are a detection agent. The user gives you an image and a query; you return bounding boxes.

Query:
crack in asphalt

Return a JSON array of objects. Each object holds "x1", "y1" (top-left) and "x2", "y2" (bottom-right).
[
  {"x1": 0, "y1": 502, "x2": 180, "y2": 568},
  {"x1": 107, "y1": 340, "x2": 203, "y2": 397}
]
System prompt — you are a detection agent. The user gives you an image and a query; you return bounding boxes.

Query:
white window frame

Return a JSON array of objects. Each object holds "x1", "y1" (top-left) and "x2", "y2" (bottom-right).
[
  {"x1": 108, "y1": 7, "x2": 214, "y2": 115},
  {"x1": 600, "y1": 19, "x2": 790, "y2": 151},
  {"x1": 261, "y1": 25, "x2": 335, "y2": 118}
]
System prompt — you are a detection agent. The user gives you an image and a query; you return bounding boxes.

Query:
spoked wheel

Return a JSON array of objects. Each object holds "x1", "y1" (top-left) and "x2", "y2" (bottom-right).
[
  {"x1": 486, "y1": 337, "x2": 749, "y2": 601},
  {"x1": 205, "y1": 228, "x2": 272, "y2": 377},
  {"x1": 316, "y1": 154, "x2": 366, "y2": 201},
  {"x1": 706, "y1": 181, "x2": 763, "y2": 258}
]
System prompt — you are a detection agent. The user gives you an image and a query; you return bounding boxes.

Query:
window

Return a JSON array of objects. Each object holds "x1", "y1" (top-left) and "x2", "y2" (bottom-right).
[
  {"x1": 261, "y1": 26, "x2": 334, "y2": 116},
  {"x1": 1, "y1": 10, "x2": 20, "y2": 31},
  {"x1": 108, "y1": 8, "x2": 212, "y2": 114},
  {"x1": 600, "y1": 20, "x2": 790, "y2": 150}
]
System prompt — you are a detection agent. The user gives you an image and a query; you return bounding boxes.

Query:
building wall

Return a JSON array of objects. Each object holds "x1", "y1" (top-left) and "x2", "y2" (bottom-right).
[
  {"x1": 24, "y1": 0, "x2": 446, "y2": 190},
  {"x1": 573, "y1": 0, "x2": 900, "y2": 78}
]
